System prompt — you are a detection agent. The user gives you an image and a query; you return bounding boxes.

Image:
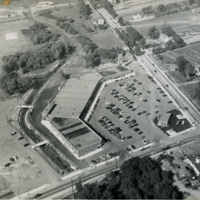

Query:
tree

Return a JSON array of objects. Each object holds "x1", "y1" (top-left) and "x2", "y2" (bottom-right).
[
  {"x1": 185, "y1": 62, "x2": 195, "y2": 77},
  {"x1": 161, "y1": 25, "x2": 175, "y2": 37},
  {"x1": 176, "y1": 56, "x2": 188, "y2": 73},
  {"x1": 148, "y1": 26, "x2": 160, "y2": 39},
  {"x1": 118, "y1": 16, "x2": 125, "y2": 26},
  {"x1": 157, "y1": 4, "x2": 167, "y2": 14},
  {"x1": 189, "y1": 0, "x2": 195, "y2": 4}
]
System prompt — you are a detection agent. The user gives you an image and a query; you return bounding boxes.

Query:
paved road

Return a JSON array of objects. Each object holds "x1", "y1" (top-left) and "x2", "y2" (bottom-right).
[
  {"x1": 138, "y1": 53, "x2": 200, "y2": 126},
  {"x1": 25, "y1": 132, "x2": 200, "y2": 199}
]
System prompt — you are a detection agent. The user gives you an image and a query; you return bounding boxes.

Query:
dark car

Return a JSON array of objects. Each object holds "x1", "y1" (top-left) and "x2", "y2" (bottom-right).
[
  {"x1": 5, "y1": 163, "x2": 12, "y2": 167},
  {"x1": 34, "y1": 193, "x2": 43, "y2": 198},
  {"x1": 18, "y1": 137, "x2": 24, "y2": 140},
  {"x1": 24, "y1": 143, "x2": 30, "y2": 147}
]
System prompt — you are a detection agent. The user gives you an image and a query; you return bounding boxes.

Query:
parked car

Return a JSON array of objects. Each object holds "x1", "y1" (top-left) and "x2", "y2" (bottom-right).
[
  {"x1": 18, "y1": 136, "x2": 24, "y2": 140},
  {"x1": 24, "y1": 143, "x2": 30, "y2": 147},
  {"x1": 5, "y1": 163, "x2": 12, "y2": 167},
  {"x1": 34, "y1": 193, "x2": 43, "y2": 198},
  {"x1": 11, "y1": 131, "x2": 17, "y2": 136},
  {"x1": 10, "y1": 156, "x2": 18, "y2": 162}
]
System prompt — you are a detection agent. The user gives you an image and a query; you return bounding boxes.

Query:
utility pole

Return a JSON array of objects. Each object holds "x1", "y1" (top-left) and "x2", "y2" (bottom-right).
[
  {"x1": 115, "y1": 158, "x2": 118, "y2": 170},
  {"x1": 71, "y1": 179, "x2": 74, "y2": 195}
]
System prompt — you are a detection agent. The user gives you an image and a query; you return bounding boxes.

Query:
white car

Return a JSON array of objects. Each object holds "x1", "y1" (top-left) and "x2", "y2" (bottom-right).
[
  {"x1": 10, "y1": 156, "x2": 18, "y2": 162},
  {"x1": 179, "y1": 149, "x2": 184, "y2": 154},
  {"x1": 142, "y1": 140, "x2": 147, "y2": 145},
  {"x1": 11, "y1": 131, "x2": 17, "y2": 136}
]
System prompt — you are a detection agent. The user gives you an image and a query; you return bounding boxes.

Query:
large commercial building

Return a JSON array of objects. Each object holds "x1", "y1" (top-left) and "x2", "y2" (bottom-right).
[{"x1": 42, "y1": 73, "x2": 103, "y2": 159}]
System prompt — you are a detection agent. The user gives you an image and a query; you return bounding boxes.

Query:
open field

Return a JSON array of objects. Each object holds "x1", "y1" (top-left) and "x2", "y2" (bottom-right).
[
  {"x1": 161, "y1": 42, "x2": 200, "y2": 66},
  {"x1": 50, "y1": 4, "x2": 101, "y2": 33},
  {"x1": 114, "y1": 0, "x2": 184, "y2": 17},
  {"x1": 0, "y1": 19, "x2": 42, "y2": 57},
  {"x1": 180, "y1": 82, "x2": 200, "y2": 108},
  {"x1": 91, "y1": 29, "x2": 124, "y2": 49},
  {"x1": 0, "y1": 99, "x2": 58, "y2": 196},
  {"x1": 129, "y1": 10, "x2": 196, "y2": 37}
]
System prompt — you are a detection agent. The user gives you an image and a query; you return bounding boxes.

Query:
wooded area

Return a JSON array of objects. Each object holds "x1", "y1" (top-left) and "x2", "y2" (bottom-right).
[{"x1": 75, "y1": 157, "x2": 183, "y2": 199}]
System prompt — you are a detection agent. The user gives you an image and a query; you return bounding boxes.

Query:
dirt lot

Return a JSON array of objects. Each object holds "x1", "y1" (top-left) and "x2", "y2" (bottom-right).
[{"x1": 0, "y1": 99, "x2": 59, "y2": 196}]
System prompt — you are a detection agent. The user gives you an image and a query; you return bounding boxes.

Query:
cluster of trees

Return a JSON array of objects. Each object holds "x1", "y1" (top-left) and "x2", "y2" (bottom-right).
[
  {"x1": 148, "y1": 26, "x2": 160, "y2": 39},
  {"x1": 78, "y1": 0, "x2": 92, "y2": 19},
  {"x1": 153, "y1": 25, "x2": 186, "y2": 54},
  {"x1": 1, "y1": 42, "x2": 75, "y2": 94},
  {"x1": 188, "y1": 0, "x2": 200, "y2": 6},
  {"x1": 141, "y1": 2, "x2": 190, "y2": 17},
  {"x1": 116, "y1": 26, "x2": 146, "y2": 55},
  {"x1": 176, "y1": 56, "x2": 195, "y2": 77},
  {"x1": 21, "y1": 22, "x2": 60, "y2": 45},
  {"x1": 39, "y1": 10, "x2": 78, "y2": 35},
  {"x1": 39, "y1": 9, "x2": 75, "y2": 23},
  {"x1": 77, "y1": 35, "x2": 124, "y2": 67},
  {"x1": 82, "y1": 24, "x2": 94, "y2": 33},
  {"x1": 118, "y1": 16, "x2": 129, "y2": 26},
  {"x1": 75, "y1": 157, "x2": 183, "y2": 199},
  {"x1": 56, "y1": 21, "x2": 78, "y2": 35}
]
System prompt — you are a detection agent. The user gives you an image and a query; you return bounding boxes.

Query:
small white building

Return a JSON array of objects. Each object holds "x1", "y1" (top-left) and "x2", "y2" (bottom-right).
[
  {"x1": 97, "y1": 18, "x2": 105, "y2": 25},
  {"x1": 159, "y1": 33, "x2": 172, "y2": 43},
  {"x1": 132, "y1": 13, "x2": 142, "y2": 20},
  {"x1": 157, "y1": 113, "x2": 171, "y2": 127},
  {"x1": 107, "y1": 0, "x2": 116, "y2": 4}
]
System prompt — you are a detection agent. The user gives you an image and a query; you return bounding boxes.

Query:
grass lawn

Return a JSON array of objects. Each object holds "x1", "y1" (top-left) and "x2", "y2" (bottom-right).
[
  {"x1": 91, "y1": 29, "x2": 124, "y2": 49},
  {"x1": 125, "y1": 10, "x2": 195, "y2": 37},
  {"x1": 52, "y1": 4, "x2": 101, "y2": 32},
  {"x1": 98, "y1": 70, "x2": 117, "y2": 77},
  {"x1": 0, "y1": 19, "x2": 42, "y2": 58},
  {"x1": 180, "y1": 82, "x2": 200, "y2": 108},
  {"x1": 167, "y1": 71, "x2": 188, "y2": 84},
  {"x1": 117, "y1": 66, "x2": 129, "y2": 71}
]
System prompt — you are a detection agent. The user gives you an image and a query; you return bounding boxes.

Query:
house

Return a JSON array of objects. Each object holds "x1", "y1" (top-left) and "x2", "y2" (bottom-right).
[
  {"x1": 195, "y1": 67, "x2": 200, "y2": 76},
  {"x1": 159, "y1": 33, "x2": 172, "y2": 43},
  {"x1": 97, "y1": 18, "x2": 105, "y2": 25},
  {"x1": 122, "y1": 45, "x2": 129, "y2": 51},
  {"x1": 132, "y1": 13, "x2": 142, "y2": 20},
  {"x1": 184, "y1": 156, "x2": 200, "y2": 176},
  {"x1": 107, "y1": 0, "x2": 116, "y2": 4},
  {"x1": 125, "y1": 51, "x2": 133, "y2": 61},
  {"x1": 157, "y1": 113, "x2": 172, "y2": 127}
]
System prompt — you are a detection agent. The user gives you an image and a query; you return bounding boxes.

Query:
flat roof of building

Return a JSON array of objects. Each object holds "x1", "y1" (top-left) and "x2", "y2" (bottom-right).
[
  {"x1": 43, "y1": 73, "x2": 102, "y2": 118},
  {"x1": 158, "y1": 113, "x2": 171, "y2": 123},
  {"x1": 69, "y1": 131, "x2": 101, "y2": 150}
]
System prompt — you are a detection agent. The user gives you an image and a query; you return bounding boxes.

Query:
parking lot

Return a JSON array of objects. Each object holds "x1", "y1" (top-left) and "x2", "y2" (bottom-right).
[{"x1": 89, "y1": 62, "x2": 182, "y2": 155}]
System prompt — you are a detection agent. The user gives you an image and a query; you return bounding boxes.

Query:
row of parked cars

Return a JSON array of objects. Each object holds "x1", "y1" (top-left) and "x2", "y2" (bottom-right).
[
  {"x1": 11, "y1": 131, "x2": 30, "y2": 147},
  {"x1": 91, "y1": 152, "x2": 119, "y2": 165},
  {"x1": 105, "y1": 102, "x2": 144, "y2": 135},
  {"x1": 111, "y1": 89, "x2": 139, "y2": 110},
  {"x1": 98, "y1": 116, "x2": 132, "y2": 141}
]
